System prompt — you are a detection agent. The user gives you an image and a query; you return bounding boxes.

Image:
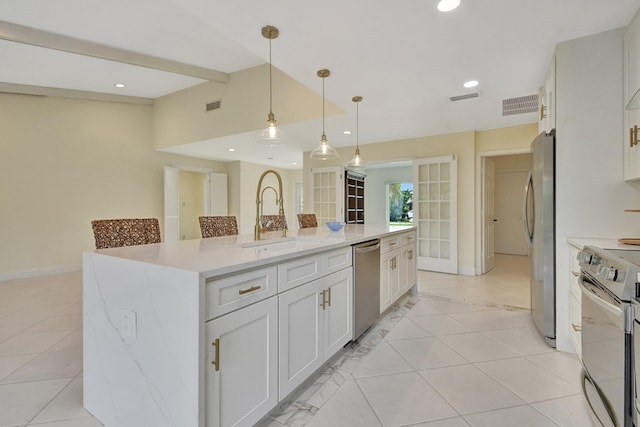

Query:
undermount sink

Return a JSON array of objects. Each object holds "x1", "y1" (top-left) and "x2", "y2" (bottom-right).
[{"x1": 239, "y1": 237, "x2": 324, "y2": 252}]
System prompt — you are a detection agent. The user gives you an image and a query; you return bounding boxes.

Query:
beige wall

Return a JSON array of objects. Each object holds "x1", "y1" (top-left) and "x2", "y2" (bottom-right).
[
  {"x1": 152, "y1": 64, "x2": 343, "y2": 149},
  {"x1": 0, "y1": 94, "x2": 226, "y2": 280}
]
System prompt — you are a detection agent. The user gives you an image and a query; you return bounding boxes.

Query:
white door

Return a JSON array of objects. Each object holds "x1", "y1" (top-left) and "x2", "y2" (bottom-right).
[
  {"x1": 163, "y1": 166, "x2": 179, "y2": 242},
  {"x1": 413, "y1": 156, "x2": 458, "y2": 274},
  {"x1": 494, "y1": 170, "x2": 530, "y2": 255},
  {"x1": 310, "y1": 166, "x2": 344, "y2": 223},
  {"x1": 205, "y1": 296, "x2": 278, "y2": 427},
  {"x1": 482, "y1": 158, "x2": 496, "y2": 273}
]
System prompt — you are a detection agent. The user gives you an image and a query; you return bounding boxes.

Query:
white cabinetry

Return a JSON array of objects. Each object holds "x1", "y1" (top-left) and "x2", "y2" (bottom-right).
[
  {"x1": 568, "y1": 244, "x2": 582, "y2": 357},
  {"x1": 539, "y1": 55, "x2": 556, "y2": 133},
  {"x1": 205, "y1": 296, "x2": 278, "y2": 427},
  {"x1": 380, "y1": 230, "x2": 417, "y2": 314},
  {"x1": 278, "y1": 268, "x2": 353, "y2": 398},
  {"x1": 624, "y1": 13, "x2": 640, "y2": 181}
]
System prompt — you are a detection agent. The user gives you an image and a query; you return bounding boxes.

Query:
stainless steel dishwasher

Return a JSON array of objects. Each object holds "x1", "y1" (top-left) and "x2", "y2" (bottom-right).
[{"x1": 352, "y1": 239, "x2": 381, "y2": 339}]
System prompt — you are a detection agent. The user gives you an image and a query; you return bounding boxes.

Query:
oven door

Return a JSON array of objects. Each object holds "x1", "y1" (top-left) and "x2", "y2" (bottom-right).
[{"x1": 580, "y1": 274, "x2": 626, "y2": 427}]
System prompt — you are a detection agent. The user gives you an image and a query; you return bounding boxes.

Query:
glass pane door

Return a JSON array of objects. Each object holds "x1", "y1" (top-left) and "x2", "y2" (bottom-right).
[{"x1": 413, "y1": 156, "x2": 457, "y2": 274}]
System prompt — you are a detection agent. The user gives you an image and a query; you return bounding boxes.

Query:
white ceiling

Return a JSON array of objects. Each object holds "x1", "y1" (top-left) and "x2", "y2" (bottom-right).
[{"x1": 1, "y1": 0, "x2": 639, "y2": 169}]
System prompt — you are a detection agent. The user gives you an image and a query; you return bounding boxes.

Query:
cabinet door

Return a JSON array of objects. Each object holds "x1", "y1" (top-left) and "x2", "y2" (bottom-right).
[
  {"x1": 625, "y1": 21, "x2": 640, "y2": 181},
  {"x1": 324, "y1": 268, "x2": 353, "y2": 357},
  {"x1": 380, "y1": 252, "x2": 393, "y2": 313},
  {"x1": 569, "y1": 293, "x2": 582, "y2": 357},
  {"x1": 389, "y1": 252, "x2": 401, "y2": 301},
  {"x1": 401, "y1": 245, "x2": 416, "y2": 293},
  {"x1": 380, "y1": 251, "x2": 400, "y2": 313},
  {"x1": 278, "y1": 279, "x2": 324, "y2": 399},
  {"x1": 205, "y1": 296, "x2": 278, "y2": 427}
]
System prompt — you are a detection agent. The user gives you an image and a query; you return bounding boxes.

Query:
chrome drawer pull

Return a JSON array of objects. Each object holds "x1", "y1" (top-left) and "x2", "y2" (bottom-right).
[
  {"x1": 238, "y1": 285, "x2": 262, "y2": 295},
  {"x1": 571, "y1": 323, "x2": 581, "y2": 332},
  {"x1": 572, "y1": 271, "x2": 580, "y2": 277}
]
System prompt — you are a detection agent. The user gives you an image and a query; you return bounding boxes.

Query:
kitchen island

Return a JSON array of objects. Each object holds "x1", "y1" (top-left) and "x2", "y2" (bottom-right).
[{"x1": 83, "y1": 224, "x2": 416, "y2": 427}]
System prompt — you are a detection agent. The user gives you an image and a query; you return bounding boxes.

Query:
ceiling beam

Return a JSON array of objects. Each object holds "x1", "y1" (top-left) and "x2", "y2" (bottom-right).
[
  {"x1": 0, "y1": 82, "x2": 154, "y2": 105},
  {"x1": 0, "y1": 20, "x2": 229, "y2": 83}
]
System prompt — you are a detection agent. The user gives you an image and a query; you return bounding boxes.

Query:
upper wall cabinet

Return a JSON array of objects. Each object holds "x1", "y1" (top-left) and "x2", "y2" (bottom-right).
[
  {"x1": 539, "y1": 55, "x2": 556, "y2": 133},
  {"x1": 624, "y1": 13, "x2": 640, "y2": 181}
]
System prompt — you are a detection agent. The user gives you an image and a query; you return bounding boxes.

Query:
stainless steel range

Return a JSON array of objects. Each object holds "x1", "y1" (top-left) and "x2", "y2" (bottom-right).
[{"x1": 578, "y1": 246, "x2": 640, "y2": 427}]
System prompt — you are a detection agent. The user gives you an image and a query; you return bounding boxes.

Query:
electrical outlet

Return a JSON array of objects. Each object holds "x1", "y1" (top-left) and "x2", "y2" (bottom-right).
[{"x1": 120, "y1": 309, "x2": 137, "y2": 339}]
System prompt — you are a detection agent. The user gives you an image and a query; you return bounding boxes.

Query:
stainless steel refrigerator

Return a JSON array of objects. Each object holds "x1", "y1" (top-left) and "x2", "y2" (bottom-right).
[{"x1": 523, "y1": 129, "x2": 556, "y2": 347}]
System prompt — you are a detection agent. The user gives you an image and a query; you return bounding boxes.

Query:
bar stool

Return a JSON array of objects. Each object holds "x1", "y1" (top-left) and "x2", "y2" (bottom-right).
[
  {"x1": 199, "y1": 216, "x2": 239, "y2": 238},
  {"x1": 91, "y1": 218, "x2": 161, "y2": 249},
  {"x1": 297, "y1": 213, "x2": 318, "y2": 228}
]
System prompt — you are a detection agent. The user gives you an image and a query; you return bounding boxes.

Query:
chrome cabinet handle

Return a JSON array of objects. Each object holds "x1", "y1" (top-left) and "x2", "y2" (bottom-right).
[
  {"x1": 327, "y1": 287, "x2": 332, "y2": 307},
  {"x1": 572, "y1": 271, "x2": 580, "y2": 277},
  {"x1": 320, "y1": 290, "x2": 327, "y2": 309},
  {"x1": 238, "y1": 285, "x2": 262, "y2": 295},
  {"x1": 572, "y1": 324, "x2": 582, "y2": 332},
  {"x1": 212, "y1": 338, "x2": 220, "y2": 372},
  {"x1": 540, "y1": 104, "x2": 547, "y2": 120}
]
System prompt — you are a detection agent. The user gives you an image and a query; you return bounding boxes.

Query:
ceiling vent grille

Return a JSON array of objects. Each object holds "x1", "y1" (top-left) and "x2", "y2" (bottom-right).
[
  {"x1": 206, "y1": 99, "x2": 221, "y2": 112},
  {"x1": 502, "y1": 94, "x2": 538, "y2": 116},
  {"x1": 450, "y1": 92, "x2": 480, "y2": 102}
]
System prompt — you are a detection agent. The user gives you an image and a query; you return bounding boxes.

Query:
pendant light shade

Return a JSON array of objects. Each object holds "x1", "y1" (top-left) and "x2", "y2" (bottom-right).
[
  {"x1": 310, "y1": 69, "x2": 339, "y2": 160},
  {"x1": 257, "y1": 25, "x2": 287, "y2": 146},
  {"x1": 346, "y1": 96, "x2": 365, "y2": 168}
]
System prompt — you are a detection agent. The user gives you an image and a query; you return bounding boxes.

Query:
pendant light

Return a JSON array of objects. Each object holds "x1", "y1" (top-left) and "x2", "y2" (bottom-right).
[
  {"x1": 346, "y1": 96, "x2": 365, "y2": 168},
  {"x1": 310, "y1": 69, "x2": 338, "y2": 160},
  {"x1": 257, "y1": 25, "x2": 287, "y2": 146}
]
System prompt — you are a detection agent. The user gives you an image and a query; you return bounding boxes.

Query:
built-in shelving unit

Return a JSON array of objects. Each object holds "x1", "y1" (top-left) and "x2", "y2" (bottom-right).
[{"x1": 345, "y1": 170, "x2": 365, "y2": 224}]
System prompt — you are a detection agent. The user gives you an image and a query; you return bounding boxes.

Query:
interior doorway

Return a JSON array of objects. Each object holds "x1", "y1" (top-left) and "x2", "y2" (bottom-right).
[{"x1": 477, "y1": 150, "x2": 531, "y2": 274}]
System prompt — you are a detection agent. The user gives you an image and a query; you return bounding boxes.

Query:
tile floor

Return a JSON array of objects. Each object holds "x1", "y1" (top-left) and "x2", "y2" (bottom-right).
[{"x1": 0, "y1": 255, "x2": 594, "y2": 427}]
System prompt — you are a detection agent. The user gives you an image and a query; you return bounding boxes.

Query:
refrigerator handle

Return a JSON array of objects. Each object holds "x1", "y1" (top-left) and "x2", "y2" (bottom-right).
[{"x1": 523, "y1": 171, "x2": 534, "y2": 246}]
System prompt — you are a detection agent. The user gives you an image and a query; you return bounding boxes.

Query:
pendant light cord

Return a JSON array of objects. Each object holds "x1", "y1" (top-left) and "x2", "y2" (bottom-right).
[
  {"x1": 356, "y1": 101, "x2": 359, "y2": 149},
  {"x1": 269, "y1": 38, "x2": 273, "y2": 115},
  {"x1": 322, "y1": 76, "x2": 325, "y2": 135}
]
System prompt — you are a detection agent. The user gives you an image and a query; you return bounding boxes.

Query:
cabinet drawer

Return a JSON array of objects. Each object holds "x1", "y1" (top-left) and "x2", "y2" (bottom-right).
[
  {"x1": 278, "y1": 254, "x2": 322, "y2": 292},
  {"x1": 206, "y1": 266, "x2": 278, "y2": 320},
  {"x1": 380, "y1": 236, "x2": 400, "y2": 254},
  {"x1": 399, "y1": 231, "x2": 416, "y2": 246},
  {"x1": 278, "y1": 247, "x2": 352, "y2": 293},
  {"x1": 324, "y1": 247, "x2": 352, "y2": 276}
]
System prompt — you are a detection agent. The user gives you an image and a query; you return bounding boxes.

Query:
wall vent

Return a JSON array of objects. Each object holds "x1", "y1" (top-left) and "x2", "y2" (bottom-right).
[
  {"x1": 502, "y1": 94, "x2": 538, "y2": 116},
  {"x1": 450, "y1": 92, "x2": 480, "y2": 102},
  {"x1": 206, "y1": 99, "x2": 221, "y2": 112}
]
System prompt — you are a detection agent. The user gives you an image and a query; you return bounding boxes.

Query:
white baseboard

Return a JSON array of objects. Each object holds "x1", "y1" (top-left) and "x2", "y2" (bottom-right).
[
  {"x1": 459, "y1": 266, "x2": 476, "y2": 276},
  {"x1": 0, "y1": 264, "x2": 81, "y2": 282}
]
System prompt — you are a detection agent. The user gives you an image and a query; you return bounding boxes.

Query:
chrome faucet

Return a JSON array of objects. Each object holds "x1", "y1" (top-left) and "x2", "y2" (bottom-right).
[{"x1": 255, "y1": 170, "x2": 286, "y2": 240}]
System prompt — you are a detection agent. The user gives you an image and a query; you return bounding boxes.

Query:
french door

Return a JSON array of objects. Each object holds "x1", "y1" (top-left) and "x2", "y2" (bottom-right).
[{"x1": 413, "y1": 156, "x2": 458, "y2": 274}]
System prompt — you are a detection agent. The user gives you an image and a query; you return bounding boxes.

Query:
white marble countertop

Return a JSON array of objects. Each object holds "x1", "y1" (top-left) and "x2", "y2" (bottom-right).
[
  {"x1": 91, "y1": 224, "x2": 415, "y2": 278},
  {"x1": 567, "y1": 237, "x2": 640, "y2": 251}
]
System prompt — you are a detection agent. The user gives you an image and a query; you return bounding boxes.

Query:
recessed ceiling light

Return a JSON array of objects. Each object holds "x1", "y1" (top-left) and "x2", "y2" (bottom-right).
[
  {"x1": 291, "y1": 162, "x2": 297, "y2": 165},
  {"x1": 114, "y1": 83, "x2": 126, "y2": 88},
  {"x1": 228, "y1": 148, "x2": 235, "y2": 152},
  {"x1": 464, "y1": 80, "x2": 479, "y2": 88},
  {"x1": 343, "y1": 130, "x2": 352, "y2": 135},
  {"x1": 437, "y1": 0, "x2": 460, "y2": 12}
]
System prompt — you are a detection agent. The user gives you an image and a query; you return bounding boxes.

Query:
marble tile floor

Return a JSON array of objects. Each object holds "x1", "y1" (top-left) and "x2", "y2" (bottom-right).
[{"x1": 0, "y1": 255, "x2": 593, "y2": 427}]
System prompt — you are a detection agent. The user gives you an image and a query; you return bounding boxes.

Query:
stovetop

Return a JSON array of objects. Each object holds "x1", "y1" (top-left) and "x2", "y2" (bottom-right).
[{"x1": 578, "y1": 246, "x2": 640, "y2": 302}]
